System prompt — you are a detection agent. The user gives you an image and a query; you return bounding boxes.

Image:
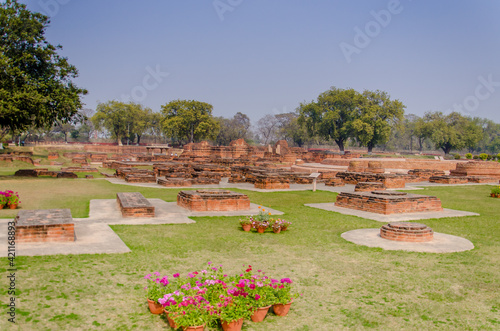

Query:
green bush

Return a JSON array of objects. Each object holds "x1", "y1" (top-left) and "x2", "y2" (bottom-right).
[
  {"x1": 487, "y1": 154, "x2": 493, "y2": 160},
  {"x1": 454, "y1": 153, "x2": 461, "y2": 160},
  {"x1": 497, "y1": 153, "x2": 500, "y2": 161},
  {"x1": 479, "y1": 153, "x2": 488, "y2": 161},
  {"x1": 473, "y1": 155, "x2": 479, "y2": 159},
  {"x1": 465, "y1": 153, "x2": 473, "y2": 159}
]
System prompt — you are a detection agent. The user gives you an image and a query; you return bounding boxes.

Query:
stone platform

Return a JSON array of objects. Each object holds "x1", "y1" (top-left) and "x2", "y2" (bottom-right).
[
  {"x1": 380, "y1": 222, "x2": 433, "y2": 242},
  {"x1": 335, "y1": 191, "x2": 442, "y2": 215},
  {"x1": 177, "y1": 189, "x2": 250, "y2": 211},
  {"x1": 15, "y1": 209, "x2": 75, "y2": 242}
]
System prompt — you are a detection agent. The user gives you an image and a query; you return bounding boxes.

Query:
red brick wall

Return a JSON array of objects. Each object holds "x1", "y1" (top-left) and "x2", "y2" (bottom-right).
[{"x1": 17, "y1": 224, "x2": 75, "y2": 243}]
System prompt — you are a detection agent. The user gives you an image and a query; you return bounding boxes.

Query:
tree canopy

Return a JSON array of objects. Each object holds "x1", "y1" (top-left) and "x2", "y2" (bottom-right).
[
  {"x1": 0, "y1": 0, "x2": 86, "y2": 135},
  {"x1": 161, "y1": 99, "x2": 219, "y2": 144},
  {"x1": 91, "y1": 101, "x2": 151, "y2": 145}
]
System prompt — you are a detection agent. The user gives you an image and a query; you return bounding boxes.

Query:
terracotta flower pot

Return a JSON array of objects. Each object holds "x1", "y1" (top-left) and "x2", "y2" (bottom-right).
[
  {"x1": 221, "y1": 318, "x2": 244, "y2": 331},
  {"x1": 272, "y1": 227, "x2": 281, "y2": 234},
  {"x1": 9, "y1": 204, "x2": 18, "y2": 209},
  {"x1": 273, "y1": 299, "x2": 293, "y2": 317},
  {"x1": 242, "y1": 224, "x2": 252, "y2": 232},
  {"x1": 165, "y1": 311, "x2": 179, "y2": 329},
  {"x1": 280, "y1": 226, "x2": 288, "y2": 231},
  {"x1": 182, "y1": 324, "x2": 205, "y2": 331},
  {"x1": 0, "y1": 204, "x2": 4, "y2": 209},
  {"x1": 257, "y1": 227, "x2": 266, "y2": 234},
  {"x1": 250, "y1": 305, "x2": 271, "y2": 322},
  {"x1": 147, "y1": 299, "x2": 164, "y2": 314}
]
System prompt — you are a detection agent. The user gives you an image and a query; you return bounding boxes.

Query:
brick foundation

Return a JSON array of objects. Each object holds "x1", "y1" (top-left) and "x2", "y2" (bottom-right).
[
  {"x1": 177, "y1": 190, "x2": 250, "y2": 211},
  {"x1": 116, "y1": 192, "x2": 155, "y2": 217},
  {"x1": 157, "y1": 178, "x2": 192, "y2": 187},
  {"x1": 15, "y1": 209, "x2": 75, "y2": 243},
  {"x1": 335, "y1": 191, "x2": 443, "y2": 215},
  {"x1": 354, "y1": 182, "x2": 385, "y2": 192},
  {"x1": 429, "y1": 176, "x2": 469, "y2": 184},
  {"x1": 380, "y1": 222, "x2": 434, "y2": 242},
  {"x1": 325, "y1": 178, "x2": 345, "y2": 187},
  {"x1": 336, "y1": 172, "x2": 406, "y2": 188}
]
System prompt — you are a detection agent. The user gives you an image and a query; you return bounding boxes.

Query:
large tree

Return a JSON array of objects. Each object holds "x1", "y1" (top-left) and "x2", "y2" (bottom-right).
[
  {"x1": 161, "y1": 99, "x2": 219, "y2": 144},
  {"x1": 351, "y1": 90, "x2": 405, "y2": 153},
  {"x1": 215, "y1": 112, "x2": 251, "y2": 146},
  {"x1": 92, "y1": 101, "x2": 150, "y2": 145},
  {"x1": 0, "y1": 0, "x2": 86, "y2": 137},
  {"x1": 423, "y1": 111, "x2": 479, "y2": 155},
  {"x1": 298, "y1": 87, "x2": 363, "y2": 151}
]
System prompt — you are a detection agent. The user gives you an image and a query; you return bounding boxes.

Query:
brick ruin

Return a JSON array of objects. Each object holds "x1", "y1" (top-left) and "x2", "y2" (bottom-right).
[
  {"x1": 15, "y1": 209, "x2": 75, "y2": 243},
  {"x1": 116, "y1": 192, "x2": 155, "y2": 217},
  {"x1": 336, "y1": 172, "x2": 406, "y2": 188},
  {"x1": 177, "y1": 189, "x2": 250, "y2": 211},
  {"x1": 380, "y1": 222, "x2": 434, "y2": 242},
  {"x1": 335, "y1": 191, "x2": 443, "y2": 215}
]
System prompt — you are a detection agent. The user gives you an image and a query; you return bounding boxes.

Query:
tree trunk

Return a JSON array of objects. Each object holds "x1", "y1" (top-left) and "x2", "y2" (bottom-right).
[
  {"x1": 367, "y1": 145, "x2": 373, "y2": 153},
  {"x1": 335, "y1": 139, "x2": 345, "y2": 152},
  {"x1": 418, "y1": 138, "x2": 423, "y2": 152},
  {"x1": 117, "y1": 135, "x2": 123, "y2": 146},
  {"x1": 137, "y1": 134, "x2": 141, "y2": 145}
]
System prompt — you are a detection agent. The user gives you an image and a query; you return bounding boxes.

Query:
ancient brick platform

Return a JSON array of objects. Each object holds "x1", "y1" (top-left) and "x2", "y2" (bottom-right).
[
  {"x1": 407, "y1": 169, "x2": 445, "y2": 181},
  {"x1": 429, "y1": 176, "x2": 469, "y2": 184},
  {"x1": 157, "y1": 178, "x2": 192, "y2": 187},
  {"x1": 325, "y1": 178, "x2": 345, "y2": 187},
  {"x1": 116, "y1": 192, "x2": 155, "y2": 217},
  {"x1": 47, "y1": 152, "x2": 59, "y2": 160},
  {"x1": 335, "y1": 191, "x2": 443, "y2": 215},
  {"x1": 354, "y1": 182, "x2": 385, "y2": 192},
  {"x1": 253, "y1": 174, "x2": 290, "y2": 189},
  {"x1": 380, "y1": 222, "x2": 434, "y2": 242},
  {"x1": 15, "y1": 209, "x2": 75, "y2": 243},
  {"x1": 336, "y1": 172, "x2": 406, "y2": 188},
  {"x1": 177, "y1": 190, "x2": 250, "y2": 211},
  {"x1": 466, "y1": 176, "x2": 497, "y2": 183},
  {"x1": 450, "y1": 161, "x2": 500, "y2": 178},
  {"x1": 124, "y1": 174, "x2": 157, "y2": 183}
]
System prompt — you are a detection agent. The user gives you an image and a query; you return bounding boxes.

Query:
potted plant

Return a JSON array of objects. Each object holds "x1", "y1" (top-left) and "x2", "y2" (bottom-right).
[
  {"x1": 0, "y1": 191, "x2": 7, "y2": 208},
  {"x1": 144, "y1": 272, "x2": 170, "y2": 314},
  {"x1": 277, "y1": 219, "x2": 291, "y2": 231},
  {"x1": 170, "y1": 295, "x2": 215, "y2": 331},
  {"x1": 491, "y1": 186, "x2": 500, "y2": 198},
  {"x1": 5, "y1": 191, "x2": 20, "y2": 209},
  {"x1": 252, "y1": 207, "x2": 272, "y2": 233},
  {"x1": 270, "y1": 278, "x2": 299, "y2": 317},
  {"x1": 270, "y1": 219, "x2": 281, "y2": 233},
  {"x1": 218, "y1": 295, "x2": 252, "y2": 331},
  {"x1": 239, "y1": 218, "x2": 252, "y2": 232}
]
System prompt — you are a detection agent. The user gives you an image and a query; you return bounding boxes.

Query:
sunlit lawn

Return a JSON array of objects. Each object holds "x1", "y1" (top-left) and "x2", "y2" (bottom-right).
[{"x1": 0, "y1": 177, "x2": 499, "y2": 330}]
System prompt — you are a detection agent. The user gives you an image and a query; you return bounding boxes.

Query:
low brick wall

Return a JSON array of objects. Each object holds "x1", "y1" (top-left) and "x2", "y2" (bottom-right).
[
  {"x1": 335, "y1": 191, "x2": 443, "y2": 215},
  {"x1": 380, "y1": 222, "x2": 433, "y2": 242},
  {"x1": 429, "y1": 176, "x2": 469, "y2": 184},
  {"x1": 354, "y1": 182, "x2": 385, "y2": 192},
  {"x1": 253, "y1": 174, "x2": 290, "y2": 189},
  {"x1": 157, "y1": 178, "x2": 192, "y2": 187},
  {"x1": 336, "y1": 172, "x2": 406, "y2": 188},
  {"x1": 124, "y1": 175, "x2": 157, "y2": 183},
  {"x1": 117, "y1": 192, "x2": 155, "y2": 217},
  {"x1": 450, "y1": 161, "x2": 500, "y2": 178},
  {"x1": 325, "y1": 178, "x2": 345, "y2": 187},
  {"x1": 15, "y1": 209, "x2": 75, "y2": 243},
  {"x1": 177, "y1": 190, "x2": 250, "y2": 211}
]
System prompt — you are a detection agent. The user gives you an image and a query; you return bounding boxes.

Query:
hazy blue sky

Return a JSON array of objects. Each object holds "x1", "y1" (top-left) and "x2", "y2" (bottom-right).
[{"x1": 20, "y1": 0, "x2": 500, "y2": 123}]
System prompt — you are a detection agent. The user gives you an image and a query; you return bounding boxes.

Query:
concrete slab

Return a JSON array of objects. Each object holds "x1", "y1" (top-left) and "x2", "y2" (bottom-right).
[
  {"x1": 341, "y1": 228, "x2": 474, "y2": 253},
  {"x1": 84, "y1": 199, "x2": 283, "y2": 224},
  {"x1": 305, "y1": 203, "x2": 479, "y2": 222},
  {"x1": 0, "y1": 221, "x2": 130, "y2": 257}
]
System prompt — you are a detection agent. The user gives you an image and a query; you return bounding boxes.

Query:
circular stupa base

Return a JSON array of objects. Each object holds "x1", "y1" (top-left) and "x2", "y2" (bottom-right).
[{"x1": 380, "y1": 222, "x2": 433, "y2": 242}]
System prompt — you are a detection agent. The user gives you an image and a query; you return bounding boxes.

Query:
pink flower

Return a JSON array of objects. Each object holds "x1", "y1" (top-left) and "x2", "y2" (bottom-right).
[
  {"x1": 255, "y1": 294, "x2": 261, "y2": 300},
  {"x1": 208, "y1": 261, "x2": 212, "y2": 265},
  {"x1": 173, "y1": 273, "x2": 180, "y2": 278}
]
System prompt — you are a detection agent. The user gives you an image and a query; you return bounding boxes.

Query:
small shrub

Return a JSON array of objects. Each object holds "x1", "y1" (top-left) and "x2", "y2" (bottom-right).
[
  {"x1": 473, "y1": 155, "x2": 479, "y2": 159},
  {"x1": 454, "y1": 153, "x2": 461, "y2": 160},
  {"x1": 487, "y1": 154, "x2": 493, "y2": 160},
  {"x1": 465, "y1": 153, "x2": 473, "y2": 159},
  {"x1": 479, "y1": 153, "x2": 488, "y2": 161}
]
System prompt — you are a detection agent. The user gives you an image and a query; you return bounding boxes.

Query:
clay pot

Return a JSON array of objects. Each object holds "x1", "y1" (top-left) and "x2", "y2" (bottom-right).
[
  {"x1": 280, "y1": 226, "x2": 288, "y2": 232},
  {"x1": 9, "y1": 204, "x2": 17, "y2": 209},
  {"x1": 0, "y1": 204, "x2": 4, "y2": 209},
  {"x1": 272, "y1": 227, "x2": 281, "y2": 234},
  {"x1": 242, "y1": 224, "x2": 252, "y2": 232},
  {"x1": 257, "y1": 227, "x2": 266, "y2": 234},
  {"x1": 273, "y1": 299, "x2": 293, "y2": 317},
  {"x1": 221, "y1": 318, "x2": 244, "y2": 331},
  {"x1": 147, "y1": 299, "x2": 164, "y2": 314},
  {"x1": 165, "y1": 311, "x2": 178, "y2": 329},
  {"x1": 250, "y1": 305, "x2": 271, "y2": 322},
  {"x1": 182, "y1": 324, "x2": 205, "y2": 331}
]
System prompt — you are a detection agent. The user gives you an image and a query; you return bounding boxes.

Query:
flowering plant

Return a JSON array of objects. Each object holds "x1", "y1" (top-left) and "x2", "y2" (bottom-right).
[
  {"x1": 255, "y1": 206, "x2": 271, "y2": 222},
  {"x1": 0, "y1": 192, "x2": 7, "y2": 205},
  {"x1": 217, "y1": 292, "x2": 253, "y2": 322},
  {"x1": 170, "y1": 295, "x2": 216, "y2": 328},
  {"x1": 4, "y1": 191, "x2": 20, "y2": 205},
  {"x1": 271, "y1": 277, "x2": 299, "y2": 304},
  {"x1": 491, "y1": 186, "x2": 500, "y2": 196},
  {"x1": 239, "y1": 217, "x2": 252, "y2": 226},
  {"x1": 144, "y1": 272, "x2": 172, "y2": 303}
]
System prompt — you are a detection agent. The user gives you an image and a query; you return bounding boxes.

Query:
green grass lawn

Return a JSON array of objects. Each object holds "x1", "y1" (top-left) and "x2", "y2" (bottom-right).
[{"x1": 0, "y1": 178, "x2": 499, "y2": 330}]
